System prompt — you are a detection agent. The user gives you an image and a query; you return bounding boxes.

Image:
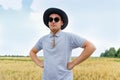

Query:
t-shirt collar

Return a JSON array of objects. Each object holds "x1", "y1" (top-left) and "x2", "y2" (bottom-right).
[{"x1": 49, "y1": 31, "x2": 62, "y2": 38}]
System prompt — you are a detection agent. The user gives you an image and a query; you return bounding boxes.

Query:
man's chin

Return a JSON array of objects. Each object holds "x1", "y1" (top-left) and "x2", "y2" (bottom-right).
[{"x1": 51, "y1": 28, "x2": 60, "y2": 33}]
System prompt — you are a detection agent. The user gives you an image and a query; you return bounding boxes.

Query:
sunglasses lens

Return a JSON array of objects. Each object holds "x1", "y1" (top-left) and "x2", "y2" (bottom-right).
[
  {"x1": 54, "y1": 17, "x2": 59, "y2": 22},
  {"x1": 49, "y1": 17, "x2": 53, "y2": 22}
]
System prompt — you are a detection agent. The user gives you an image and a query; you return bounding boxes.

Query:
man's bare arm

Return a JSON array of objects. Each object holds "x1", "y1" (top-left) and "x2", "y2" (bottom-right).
[
  {"x1": 67, "y1": 40, "x2": 96, "y2": 70},
  {"x1": 29, "y1": 47, "x2": 44, "y2": 68}
]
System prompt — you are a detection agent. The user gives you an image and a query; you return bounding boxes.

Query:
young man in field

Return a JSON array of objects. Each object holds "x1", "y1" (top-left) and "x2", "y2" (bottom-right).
[{"x1": 29, "y1": 7, "x2": 96, "y2": 80}]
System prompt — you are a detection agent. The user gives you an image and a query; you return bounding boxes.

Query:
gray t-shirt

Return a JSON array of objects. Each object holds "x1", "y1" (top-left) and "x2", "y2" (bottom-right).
[{"x1": 34, "y1": 31, "x2": 86, "y2": 80}]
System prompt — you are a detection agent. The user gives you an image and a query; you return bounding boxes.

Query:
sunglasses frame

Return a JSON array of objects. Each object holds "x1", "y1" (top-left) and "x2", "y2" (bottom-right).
[{"x1": 48, "y1": 17, "x2": 60, "y2": 23}]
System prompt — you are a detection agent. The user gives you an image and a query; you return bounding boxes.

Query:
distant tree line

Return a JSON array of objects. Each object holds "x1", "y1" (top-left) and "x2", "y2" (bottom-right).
[
  {"x1": 0, "y1": 55, "x2": 29, "y2": 57},
  {"x1": 100, "y1": 47, "x2": 120, "y2": 58}
]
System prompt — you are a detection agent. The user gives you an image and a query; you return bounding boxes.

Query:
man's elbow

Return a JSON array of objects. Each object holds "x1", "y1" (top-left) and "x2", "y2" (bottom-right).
[
  {"x1": 85, "y1": 40, "x2": 96, "y2": 53},
  {"x1": 92, "y1": 44, "x2": 96, "y2": 52},
  {"x1": 88, "y1": 41, "x2": 96, "y2": 53},
  {"x1": 29, "y1": 50, "x2": 33, "y2": 57},
  {"x1": 29, "y1": 47, "x2": 38, "y2": 56}
]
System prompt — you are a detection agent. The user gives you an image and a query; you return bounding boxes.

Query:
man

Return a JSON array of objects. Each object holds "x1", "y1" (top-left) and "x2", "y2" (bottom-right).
[{"x1": 29, "y1": 7, "x2": 96, "y2": 80}]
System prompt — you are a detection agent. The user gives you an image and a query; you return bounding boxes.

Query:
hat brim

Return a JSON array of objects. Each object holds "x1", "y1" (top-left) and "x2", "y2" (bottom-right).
[{"x1": 43, "y1": 8, "x2": 68, "y2": 30}]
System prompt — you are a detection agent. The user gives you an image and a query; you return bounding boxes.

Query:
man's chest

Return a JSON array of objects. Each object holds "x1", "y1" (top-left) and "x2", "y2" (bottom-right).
[{"x1": 43, "y1": 36, "x2": 69, "y2": 49}]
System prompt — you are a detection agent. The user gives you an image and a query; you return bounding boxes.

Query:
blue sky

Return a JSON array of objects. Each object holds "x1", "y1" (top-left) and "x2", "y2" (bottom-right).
[{"x1": 0, "y1": 0, "x2": 120, "y2": 57}]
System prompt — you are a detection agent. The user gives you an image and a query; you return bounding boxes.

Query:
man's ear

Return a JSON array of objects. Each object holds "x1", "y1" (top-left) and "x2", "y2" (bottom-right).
[{"x1": 61, "y1": 21, "x2": 64, "y2": 26}]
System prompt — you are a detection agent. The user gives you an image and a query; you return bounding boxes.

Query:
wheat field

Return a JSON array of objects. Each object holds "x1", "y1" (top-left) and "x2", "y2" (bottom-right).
[{"x1": 0, "y1": 57, "x2": 120, "y2": 80}]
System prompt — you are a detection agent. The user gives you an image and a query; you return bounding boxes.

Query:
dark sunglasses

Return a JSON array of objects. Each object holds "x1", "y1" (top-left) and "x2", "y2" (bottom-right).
[{"x1": 48, "y1": 17, "x2": 60, "y2": 22}]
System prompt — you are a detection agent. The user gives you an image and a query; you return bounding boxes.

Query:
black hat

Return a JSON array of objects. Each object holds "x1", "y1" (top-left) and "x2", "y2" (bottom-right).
[{"x1": 43, "y1": 8, "x2": 68, "y2": 30}]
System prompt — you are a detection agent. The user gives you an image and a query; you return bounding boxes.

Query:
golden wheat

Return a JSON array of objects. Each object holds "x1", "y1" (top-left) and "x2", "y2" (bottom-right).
[{"x1": 0, "y1": 57, "x2": 120, "y2": 80}]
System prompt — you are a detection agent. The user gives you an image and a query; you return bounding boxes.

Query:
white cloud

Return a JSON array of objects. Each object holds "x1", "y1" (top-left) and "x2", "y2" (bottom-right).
[
  {"x1": 0, "y1": 24, "x2": 3, "y2": 46},
  {"x1": 30, "y1": 11, "x2": 49, "y2": 36},
  {"x1": 30, "y1": 11, "x2": 41, "y2": 22},
  {"x1": 0, "y1": 0, "x2": 22, "y2": 10},
  {"x1": 31, "y1": 0, "x2": 43, "y2": 11}
]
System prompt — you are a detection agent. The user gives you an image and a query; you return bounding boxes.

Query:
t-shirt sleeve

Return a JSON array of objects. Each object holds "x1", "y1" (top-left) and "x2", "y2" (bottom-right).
[
  {"x1": 70, "y1": 33, "x2": 86, "y2": 49},
  {"x1": 34, "y1": 38, "x2": 43, "y2": 51}
]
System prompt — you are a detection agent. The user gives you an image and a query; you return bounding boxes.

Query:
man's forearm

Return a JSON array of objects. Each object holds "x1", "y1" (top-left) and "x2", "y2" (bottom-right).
[
  {"x1": 67, "y1": 41, "x2": 96, "y2": 70},
  {"x1": 30, "y1": 51, "x2": 44, "y2": 68},
  {"x1": 72, "y1": 42, "x2": 96, "y2": 66}
]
